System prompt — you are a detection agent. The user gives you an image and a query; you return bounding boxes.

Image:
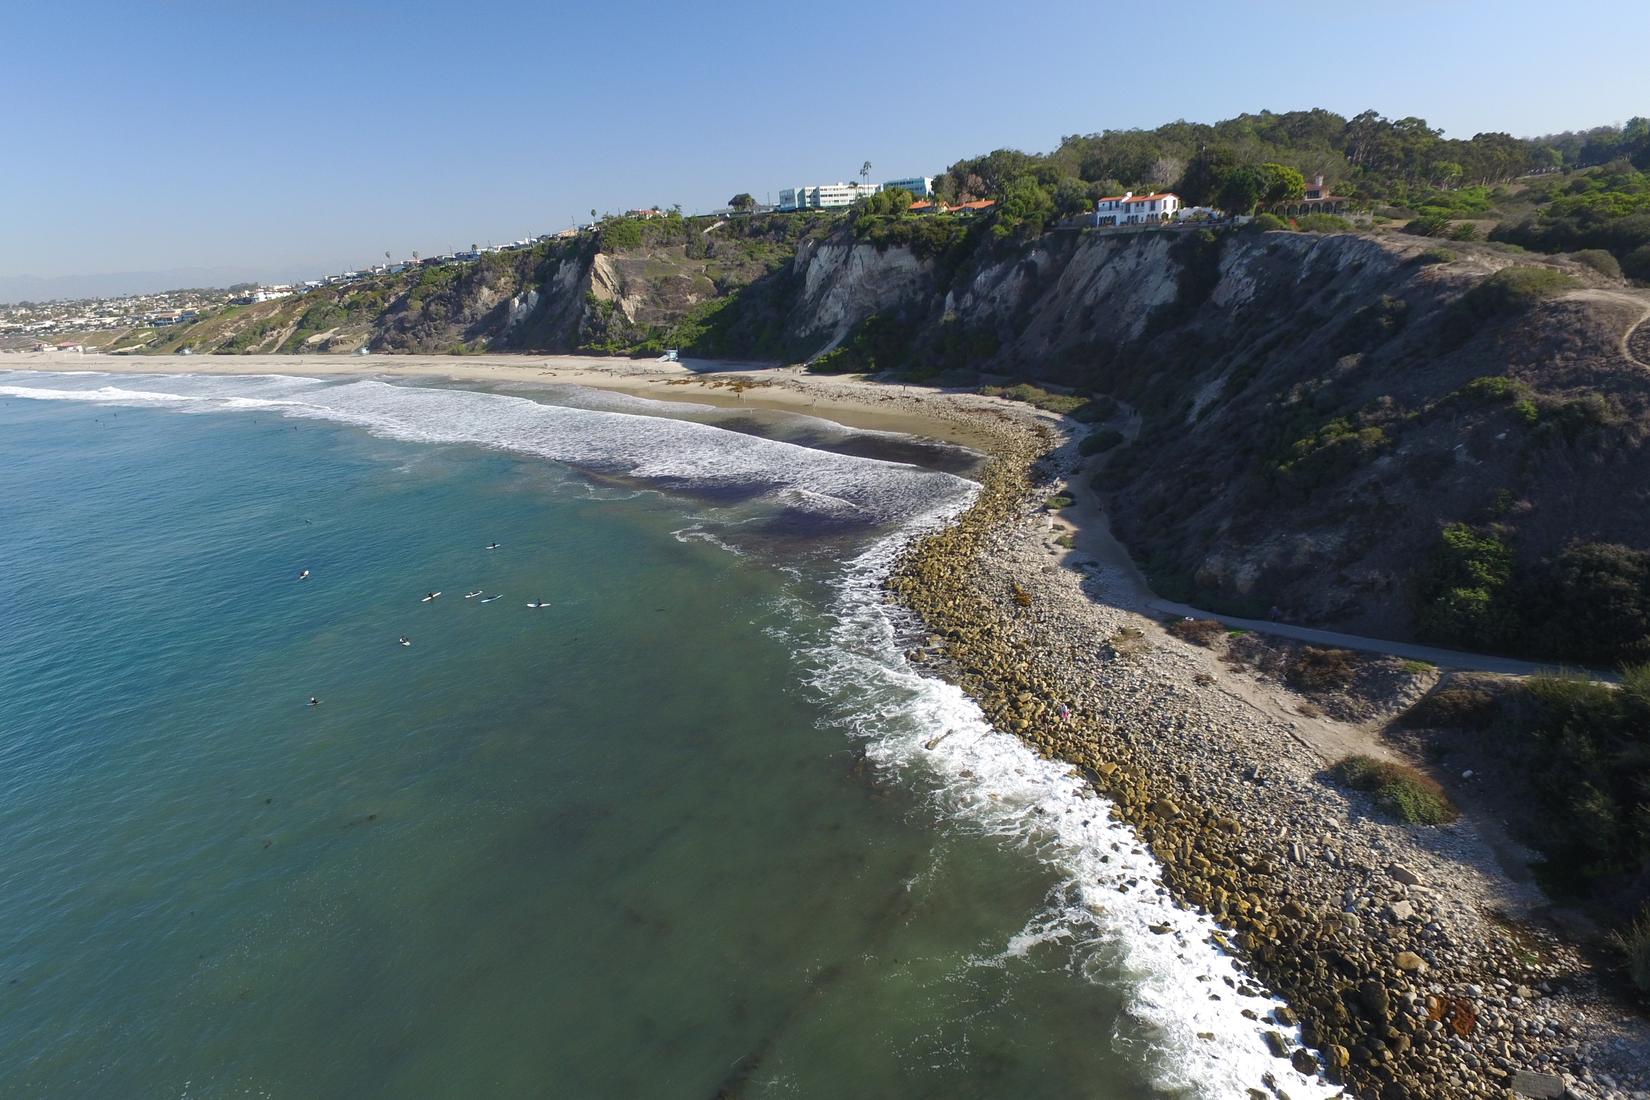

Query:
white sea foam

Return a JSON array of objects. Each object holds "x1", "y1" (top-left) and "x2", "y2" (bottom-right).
[
  {"x1": 806, "y1": 526, "x2": 1347, "y2": 1100},
  {"x1": 0, "y1": 372, "x2": 972, "y2": 529},
  {"x1": 506, "y1": 382, "x2": 718, "y2": 416}
]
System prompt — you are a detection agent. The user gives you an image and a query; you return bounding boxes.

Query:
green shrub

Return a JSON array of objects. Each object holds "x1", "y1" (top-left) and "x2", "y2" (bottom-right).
[
  {"x1": 1613, "y1": 909, "x2": 1650, "y2": 994},
  {"x1": 1504, "y1": 668, "x2": 1650, "y2": 905},
  {"x1": 1045, "y1": 494, "x2": 1074, "y2": 510},
  {"x1": 1521, "y1": 543, "x2": 1650, "y2": 664},
  {"x1": 1249, "y1": 212, "x2": 1288, "y2": 231},
  {"x1": 1448, "y1": 222, "x2": 1481, "y2": 242},
  {"x1": 1413, "y1": 522, "x2": 1516, "y2": 649},
  {"x1": 1402, "y1": 683, "x2": 1499, "y2": 729},
  {"x1": 1166, "y1": 618, "x2": 1226, "y2": 647},
  {"x1": 1460, "y1": 266, "x2": 1579, "y2": 316},
  {"x1": 1080, "y1": 428, "x2": 1124, "y2": 456},
  {"x1": 1407, "y1": 213, "x2": 1452, "y2": 237},
  {"x1": 1417, "y1": 246, "x2": 1456, "y2": 265},
  {"x1": 1441, "y1": 266, "x2": 1578, "y2": 349},
  {"x1": 1295, "y1": 213, "x2": 1355, "y2": 233},
  {"x1": 1572, "y1": 248, "x2": 1624, "y2": 279},
  {"x1": 1331, "y1": 755, "x2": 1458, "y2": 826},
  {"x1": 806, "y1": 313, "x2": 915, "y2": 375},
  {"x1": 599, "y1": 219, "x2": 644, "y2": 251},
  {"x1": 1288, "y1": 647, "x2": 1360, "y2": 691},
  {"x1": 979, "y1": 382, "x2": 1091, "y2": 416}
]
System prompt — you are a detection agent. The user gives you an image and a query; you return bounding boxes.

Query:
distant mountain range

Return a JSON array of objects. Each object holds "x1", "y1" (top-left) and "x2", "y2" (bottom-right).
[{"x1": 0, "y1": 267, "x2": 319, "y2": 304}]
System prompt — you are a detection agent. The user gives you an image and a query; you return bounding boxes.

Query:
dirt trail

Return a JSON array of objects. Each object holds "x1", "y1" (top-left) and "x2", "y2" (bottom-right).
[{"x1": 1051, "y1": 479, "x2": 1583, "y2": 678}]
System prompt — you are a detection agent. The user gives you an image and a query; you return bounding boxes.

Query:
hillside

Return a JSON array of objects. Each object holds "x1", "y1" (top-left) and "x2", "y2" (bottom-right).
[{"x1": 108, "y1": 199, "x2": 1650, "y2": 669}]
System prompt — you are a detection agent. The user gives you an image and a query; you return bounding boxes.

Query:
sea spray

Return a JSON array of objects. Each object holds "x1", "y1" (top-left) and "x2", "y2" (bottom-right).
[{"x1": 805, "y1": 527, "x2": 1346, "y2": 1100}]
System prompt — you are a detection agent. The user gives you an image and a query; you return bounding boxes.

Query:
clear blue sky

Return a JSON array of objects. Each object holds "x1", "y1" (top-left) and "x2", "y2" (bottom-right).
[{"x1": 3, "y1": 0, "x2": 1644, "y2": 284}]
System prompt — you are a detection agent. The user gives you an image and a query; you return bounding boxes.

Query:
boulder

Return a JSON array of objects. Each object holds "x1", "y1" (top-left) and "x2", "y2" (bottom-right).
[
  {"x1": 1387, "y1": 863, "x2": 1423, "y2": 887},
  {"x1": 1394, "y1": 950, "x2": 1428, "y2": 973},
  {"x1": 1510, "y1": 1069, "x2": 1566, "y2": 1099}
]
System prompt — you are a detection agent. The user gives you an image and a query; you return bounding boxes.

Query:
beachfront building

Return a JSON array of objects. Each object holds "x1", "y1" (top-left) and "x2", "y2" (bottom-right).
[
  {"x1": 776, "y1": 182, "x2": 879, "y2": 211},
  {"x1": 1093, "y1": 191, "x2": 1182, "y2": 226},
  {"x1": 881, "y1": 176, "x2": 934, "y2": 199}
]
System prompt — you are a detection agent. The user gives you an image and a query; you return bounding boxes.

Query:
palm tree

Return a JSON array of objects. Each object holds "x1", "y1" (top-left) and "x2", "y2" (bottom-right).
[{"x1": 860, "y1": 160, "x2": 872, "y2": 188}]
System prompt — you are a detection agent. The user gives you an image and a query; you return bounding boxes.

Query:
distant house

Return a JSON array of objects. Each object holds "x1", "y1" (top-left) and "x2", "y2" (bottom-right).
[
  {"x1": 949, "y1": 199, "x2": 997, "y2": 215},
  {"x1": 1093, "y1": 191, "x2": 1181, "y2": 227},
  {"x1": 1275, "y1": 175, "x2": 1350, "y2": 217},
  {"x1": 627, "y1": 208, "x2": 665, "y2": 219}
]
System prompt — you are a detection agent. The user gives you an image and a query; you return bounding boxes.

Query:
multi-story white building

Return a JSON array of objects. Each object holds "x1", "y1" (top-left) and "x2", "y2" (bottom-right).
[
  {"x1": 1093, "y1": 191, "x2": 1181, "y2": 226},
  {"x1": 881, "y1": 176, "x2": 934, "y2": 199},
  {"x1": 777, "y1": 182, "x2": 879, "y2": 211}
]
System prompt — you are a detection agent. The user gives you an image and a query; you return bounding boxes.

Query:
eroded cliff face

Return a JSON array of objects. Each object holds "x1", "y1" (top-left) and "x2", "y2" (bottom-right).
[
  {"x1": 161, "y1": 219, "x2": 1649, "y2": 644},
  {"x1": 764, "y1": 227, "x2": 1650, "y2": 642}
]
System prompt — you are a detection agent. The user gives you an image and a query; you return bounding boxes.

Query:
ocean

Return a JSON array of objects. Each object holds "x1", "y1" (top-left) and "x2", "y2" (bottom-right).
[{"x1": 0, "y1": 371, "x2": 1335, "y2": 1099}]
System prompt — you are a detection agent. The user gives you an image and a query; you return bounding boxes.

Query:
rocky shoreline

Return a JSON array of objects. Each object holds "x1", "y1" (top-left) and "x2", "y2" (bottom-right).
[{"x1": 885, "y1": 420, "x2": 1650, "y2": 1100}]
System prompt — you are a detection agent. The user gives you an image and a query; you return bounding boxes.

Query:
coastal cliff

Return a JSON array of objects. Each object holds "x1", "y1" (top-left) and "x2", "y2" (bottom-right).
[{"x1": 135, "y1": 218, "x2": 1650, "y2": 665}]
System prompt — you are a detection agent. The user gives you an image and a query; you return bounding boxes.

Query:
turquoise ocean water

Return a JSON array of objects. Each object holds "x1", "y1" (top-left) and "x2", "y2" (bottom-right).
[{"x1": 0, "y1": 372, "x2": 1335, "y2": 1099}]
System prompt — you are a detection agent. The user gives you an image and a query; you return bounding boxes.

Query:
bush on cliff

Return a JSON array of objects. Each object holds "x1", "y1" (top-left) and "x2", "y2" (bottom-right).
[
  {"x1": 1294, "y1": 213, "x2": 1356, "y2": 233},
  {"x1": 1287, "y1": 647, "x2": 1360, "y2": 692},
  {"x1": 979, "y1": 382, "x2": 1092, "y2": 417},
  {"x1": 1330, "y1": 755, "x2": 1458, "y2": 826},
  {"x1": 1412, "y1": 523, "x2": 1517, "y2": 649},
  {"x1": 1080, "y1": 428, "x2": 1124, "y2": 456},
  {"x1": 1501, "y1": 668, "x2": 1650, "y2": 911},
  {"x1": 1615, "y1": 908, "x2": 1650, "y2": 994},
  {"x1": 1414, "y1": 531, "x2": 1650, "y2": 666}
]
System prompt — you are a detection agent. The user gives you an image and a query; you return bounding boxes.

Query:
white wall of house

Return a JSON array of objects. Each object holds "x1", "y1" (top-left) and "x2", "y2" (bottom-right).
[{"x1": 1093, "y1": 191, "x2": 1182, "y2": 225}]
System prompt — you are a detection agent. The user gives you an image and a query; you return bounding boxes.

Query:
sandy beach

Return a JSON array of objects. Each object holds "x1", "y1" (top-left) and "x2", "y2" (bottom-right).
[{"x1": 0, "y1": 350, "x2": 1028, "y2": 453}]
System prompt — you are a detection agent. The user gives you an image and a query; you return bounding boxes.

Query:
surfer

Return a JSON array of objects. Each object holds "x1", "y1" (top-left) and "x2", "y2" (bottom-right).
[
  {"x1": 422, "y1": 591, "x2": 441, "y2": 602},
  {"x1": 485, "y1": 542, "x2": 501, "y2": 550},
  {"x1": 465, "y1": 590, "x2": 483, "y2": 599},
  {"x1": 307, "y1": 697, "x2": 321, "y2": 707},
  {"x1": 298, "y1": 569, "x2": 310, "y2": 580},
  {"x1": 399, "y1": 636, "x2": 411, "y2": 647}
]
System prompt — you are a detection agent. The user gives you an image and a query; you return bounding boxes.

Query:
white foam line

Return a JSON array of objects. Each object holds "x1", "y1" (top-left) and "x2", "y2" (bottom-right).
[
  {"x1": 808, "y1": 523, "x2": 1348, "y2": 1100},
  {"x1": 0, "y1": 372, "x2": 974, "y2": 529}
]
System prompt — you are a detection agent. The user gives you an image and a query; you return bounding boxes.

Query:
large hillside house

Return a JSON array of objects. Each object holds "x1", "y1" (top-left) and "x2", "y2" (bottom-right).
[
  {"x1": 1094, "y1": 191, "x2": 1181, "y2": 226},
  {"x1": 1273, "y1": 175, "x2": 1350, "y2": 217}
]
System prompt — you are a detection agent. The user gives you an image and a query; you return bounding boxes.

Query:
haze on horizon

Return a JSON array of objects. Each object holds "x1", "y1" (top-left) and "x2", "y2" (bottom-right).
[{"x1": 4, "y1": 0, "x2": 1645, "y2": 298}]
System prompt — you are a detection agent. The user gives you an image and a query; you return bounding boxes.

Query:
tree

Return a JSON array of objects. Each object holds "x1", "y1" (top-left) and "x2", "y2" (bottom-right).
[
  {"x1": 1052, "y1": 176, "x2": 1093, "y2": 218},
  {"x1": 1176, "y1": 147, "x2": 1240, "y2": 206},
  {"x1": 1257, "y1": 163, "x2": 1307, "y2": 205},
  {"x1": 729, "y1": 193, "x2": 756, "y2": 212},
  {"x1": 995, "y1": 176, "x2": 1054, "y2": 235},
  {"x1": 1216, "y1": 167, "x2": 1267, "y2": 215},
  {"x1": 861, "y1": 160, "x2": 872, "y2": 187}
]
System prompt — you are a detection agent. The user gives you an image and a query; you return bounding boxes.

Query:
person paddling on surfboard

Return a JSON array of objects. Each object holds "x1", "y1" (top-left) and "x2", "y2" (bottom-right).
[{"x1": 308, "y1": 697, "x2": 321, "y2": 707}]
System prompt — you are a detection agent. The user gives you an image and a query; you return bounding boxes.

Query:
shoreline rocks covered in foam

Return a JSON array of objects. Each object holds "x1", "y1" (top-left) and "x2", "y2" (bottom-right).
[{"x1": 885, "y1": 419, "x2": 1650, "y2": 1100}]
